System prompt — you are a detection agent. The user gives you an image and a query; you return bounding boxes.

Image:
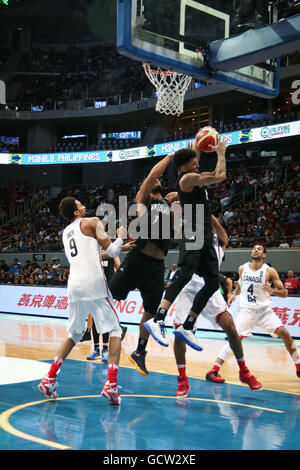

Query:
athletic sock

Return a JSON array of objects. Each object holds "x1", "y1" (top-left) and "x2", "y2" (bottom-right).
[
  {"x1": 177, "y1": 364, "x2": 187, "y2": 378},
  {"x1": 182, "y1": 315, "x2": 196, "y2": 330},
  {"x1": 92, "y1": 321, "x2": 99, "y2": 344},
  {"x1": 154, "y1": 308, "x2": 167, "y2": 322},
  {"x1": 136, "y1": 338, "x2": 148, "y2": 353},
  {"x1": 102, "y1": 344, "x2": 107, "y2": 351},
  {"x1": 48, "y1": 356, "x2": 63, "y2": 378},
  {"x1": 107, "y1": 363, "x2": 118, "y2": 384},
  {"x1": 212, "y1": 363, "x2": 221, "y2": 373},
  {"x1": 237, "y1": 357, "x2": 247, "y2": 372}
]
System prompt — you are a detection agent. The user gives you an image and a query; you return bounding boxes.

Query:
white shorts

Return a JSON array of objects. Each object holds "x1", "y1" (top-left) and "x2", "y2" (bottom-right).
[
  {"x1": 173, "y1": 275, "x2": 229, "y2": 330},
  {"x1": 67, "y1": 295, "x2": 122, "y2": 344},
  {"x1": 236, "y1": 305, "x2": 283, "y2": 338}
]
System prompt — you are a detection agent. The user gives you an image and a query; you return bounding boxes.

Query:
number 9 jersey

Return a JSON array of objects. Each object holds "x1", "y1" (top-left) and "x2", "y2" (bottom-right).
[
  {"x1": 239, "y1": 262, "x2": 271, "y2": 310},
  {"x1": 62, "y1": 218, "x2": 109, "y2": 302}
]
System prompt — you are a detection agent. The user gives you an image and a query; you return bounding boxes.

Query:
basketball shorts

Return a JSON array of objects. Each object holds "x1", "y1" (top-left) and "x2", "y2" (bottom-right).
[
  {"x1": 236, "y1": 305, "x2": 283, "y2": 338},
  {"x1": 178, "y1": 236, "x2": 219, "y2": 278},
  {"x1": 173, "y1": 274, "x2": 229, "y2": 329},
  {"x1": 109, "y1": 249, "x2": 165, "y2": 316},
  {"x1": 67, "y1": 295, "x2": 122, "y2": 344}
]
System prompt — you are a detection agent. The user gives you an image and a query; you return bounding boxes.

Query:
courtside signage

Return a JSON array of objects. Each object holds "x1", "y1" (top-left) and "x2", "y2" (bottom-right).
[
  {"x1": 2, "y1": 120, "x2": 299, "y2": 165},
  {"x1": 0, "y1": 285, "x2": 299, "y2": 338}
]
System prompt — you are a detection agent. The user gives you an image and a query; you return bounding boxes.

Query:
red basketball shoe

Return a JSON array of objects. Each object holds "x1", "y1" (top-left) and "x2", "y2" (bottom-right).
[
  {"x1": 101, "y1": 380, "x2": 121, "y2": 405},
  {"x1": 38, "y1": 374, "x2": 58, "y2": 399},
  {"x1": 206, "y1": 369, "x2": 225, "y2": 384},
  {"x1": 239, "y1": 368, "x2": 262, "y2": 390},
  {"x1": 176, "y1": 376, "x2": 190, "y2": 398}
]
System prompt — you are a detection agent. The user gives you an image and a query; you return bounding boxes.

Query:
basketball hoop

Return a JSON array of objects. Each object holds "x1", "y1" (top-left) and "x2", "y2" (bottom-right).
[{"x1": 143, "y1": 62, "x2": 192, "y2": 116}]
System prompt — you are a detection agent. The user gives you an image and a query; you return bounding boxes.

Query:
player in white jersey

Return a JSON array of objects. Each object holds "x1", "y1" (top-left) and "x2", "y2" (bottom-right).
[
  {"x1": 206, "y1": 244, "x2": 300, "y2": 383},
  {"x1": 38, "y1": 197, "x2": 127, "y2": 405},
  {"x1": 173, "y1": 216, "x2": 262, "y2": 397}
]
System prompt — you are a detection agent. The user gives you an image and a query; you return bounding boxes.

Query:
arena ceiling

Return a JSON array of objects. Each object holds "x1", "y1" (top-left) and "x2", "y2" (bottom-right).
[{"x1": 0, "y1": 0, "x2": 116, "y2": 43}]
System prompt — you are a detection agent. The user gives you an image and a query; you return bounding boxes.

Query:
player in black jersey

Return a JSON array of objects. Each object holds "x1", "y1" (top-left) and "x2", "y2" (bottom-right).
[
  {"x1": 109, "y1": 150, "x2": 178, "y2": 376},
  {"x1": 145, "y1": 135, "x2": 228, "y2": 350}
]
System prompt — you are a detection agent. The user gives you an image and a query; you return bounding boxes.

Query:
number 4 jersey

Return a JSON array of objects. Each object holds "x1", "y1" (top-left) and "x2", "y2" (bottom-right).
[
  {"x1": 239, "y1": 262, "x2": 271, "y2": 310},
  {"x1": 62, "y1": 218, "x2": 109, "y2": 302}
]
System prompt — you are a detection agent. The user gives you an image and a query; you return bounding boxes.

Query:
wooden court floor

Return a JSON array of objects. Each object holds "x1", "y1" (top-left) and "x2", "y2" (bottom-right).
[{"x1": 1, "y1": 313, "x2": 300, "y2": 394}]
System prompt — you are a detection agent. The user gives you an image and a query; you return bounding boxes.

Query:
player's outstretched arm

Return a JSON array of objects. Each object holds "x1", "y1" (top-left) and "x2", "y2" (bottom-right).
[
  {"x1": 189, "y1": 137, "x2": 201, "y2": 162},
  {"x1": 209, "y1": 136, "x2": 228, "y2": 181},
  {"x1": 179, "y1": 136, "x2": 228, "y2": 191},
  {"x1": 81, "y1": 217, "x2": 126, "y2": 258},
  {"x1": 101, "y1": 241, "x2": 136, "y2": 260},
  {"x1": 136, "y1": 152, "x2": 175, "y2": 205},
  {"x1": 226, "y1": 277, "x2": 233, "y2": 299},
  {"x1": 211, "y1": 215, "x2": 228, "y2": 250}
]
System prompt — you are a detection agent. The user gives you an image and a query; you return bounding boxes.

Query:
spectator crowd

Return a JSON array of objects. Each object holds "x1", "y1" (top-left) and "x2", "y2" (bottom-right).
[
  {"x1": 210, "y1": 160, "x2": 300, "y2": 249},
  {"x1": 0, "y1": 41, "x2": 298, "y2": 118},
  {"x1": 0, "y1": 160, "x2": 298, "y2": 287},
  {"x1": 0, "y1": 160, "x2": 299, "y2": 255},
  {"x1": 0, "y1": 256, "x2": 299, "y2": 295},
  {"x1": 6, "y1": 44, "x2": 152, "y2": 112},
  {"x1": 0, "y1": 257, "x2": 69, "y2": 287}
]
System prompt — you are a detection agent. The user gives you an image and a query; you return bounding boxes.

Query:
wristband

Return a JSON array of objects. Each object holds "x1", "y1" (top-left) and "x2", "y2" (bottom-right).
[{"x1": 105, "y1": 237, "x2": 123, "y2": 258}]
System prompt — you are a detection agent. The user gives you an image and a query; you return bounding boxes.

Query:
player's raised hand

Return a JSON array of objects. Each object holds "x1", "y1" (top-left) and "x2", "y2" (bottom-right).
[
  {"x1": 227, "y1": 293, "x2": 236, "y2": 306},
  {"x1": 208, "y1": 135, "x2": 228, "y2": 154},
  {"x1": 123, "y1": 241, "x2": 136, "y2": 251},
  {"x1": 117, "y1": 226, "x2": 127, "y2": 239}
]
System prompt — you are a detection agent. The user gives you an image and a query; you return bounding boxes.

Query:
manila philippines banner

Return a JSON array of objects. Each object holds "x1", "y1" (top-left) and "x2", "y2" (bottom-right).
[{"x1": 1, "y1": 285, "x2": 300, "y2": 338}]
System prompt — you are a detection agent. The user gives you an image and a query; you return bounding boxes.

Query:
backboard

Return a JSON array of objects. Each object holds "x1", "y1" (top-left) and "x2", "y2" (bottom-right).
[{"x1": 116, "y1": 0, "x2": 286, "y2": 98}]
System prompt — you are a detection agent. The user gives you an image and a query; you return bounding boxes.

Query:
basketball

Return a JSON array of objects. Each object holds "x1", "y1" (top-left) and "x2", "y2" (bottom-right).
[{"x1": 196, "y1": 127, "x2": 220, "y2": 153}]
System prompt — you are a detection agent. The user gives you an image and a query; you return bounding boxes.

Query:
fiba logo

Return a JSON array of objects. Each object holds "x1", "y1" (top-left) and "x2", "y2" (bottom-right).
[{"x1": 291, "y1": 80, "x2": 300, "y2": 105}]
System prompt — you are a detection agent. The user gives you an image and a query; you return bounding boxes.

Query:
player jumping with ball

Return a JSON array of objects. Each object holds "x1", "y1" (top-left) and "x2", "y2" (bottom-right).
[{"x1": 145, "y1": 132, "x2": 228, "y2": 348}]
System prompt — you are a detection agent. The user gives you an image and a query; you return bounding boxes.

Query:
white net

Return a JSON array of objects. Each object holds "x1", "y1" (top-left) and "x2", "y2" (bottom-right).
[{"x1": 143, "y1": 63, "x2": 192, "y2": 116}]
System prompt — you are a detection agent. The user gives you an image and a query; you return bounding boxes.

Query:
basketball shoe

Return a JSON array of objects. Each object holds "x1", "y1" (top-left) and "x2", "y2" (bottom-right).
[
  {"x1": 101, "y1": 380, "x2": 121, "y2": 405},
  {"x1": 87, "y1": 348, "x2": 101, "y2": 360},
  {"x1": 239, "y1": 368, "x2": 262, "y2": 390},
  {"x1": 128, "y1": 351, "x2": 148, "y2": 376},
  {"x1": 144, "y1": 318, "x2": 169, "y2": 347},
  {"x1": 102, "y1": 349, "x2": 109, "y2": 363},
  {"x1": 206, "y1": 369, "x2": 225, "y2": 384},
  {"x1": 38, "y1": 374, "x2": 58, "y2": 399},
  {"x1": 173, "y1": 326, "x2": 203, "y2": 351},
  {"x1": 176, "y1": 376, "x2": 190, "y2": 398}
]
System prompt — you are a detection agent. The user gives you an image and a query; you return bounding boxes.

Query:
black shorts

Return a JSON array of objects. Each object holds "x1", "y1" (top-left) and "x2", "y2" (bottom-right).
[
  {"x1": 178, "y1": 237, "x2": 219, "y2": 279},
  {"x1": 108, "y1": 249, "x2": 165, "y2": 316}
]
